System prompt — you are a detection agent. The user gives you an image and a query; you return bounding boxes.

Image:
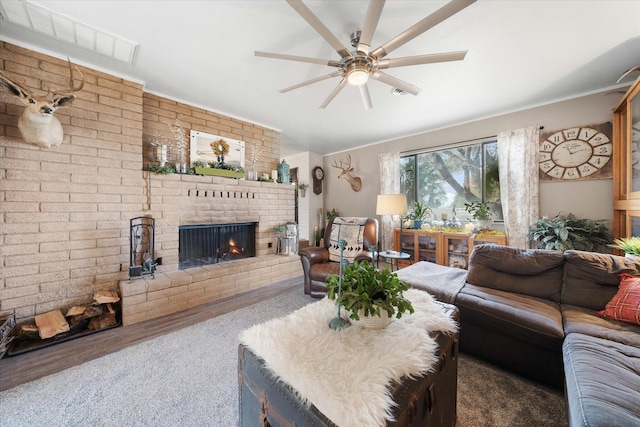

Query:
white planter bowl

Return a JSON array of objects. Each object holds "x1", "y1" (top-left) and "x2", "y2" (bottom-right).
[{"x1": 354, "y1": 309, "x2": 392, "y2": 329}]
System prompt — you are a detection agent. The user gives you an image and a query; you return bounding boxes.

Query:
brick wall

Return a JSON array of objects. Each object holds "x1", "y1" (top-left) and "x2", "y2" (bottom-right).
[{"x1": 0, "y1": 42, "x2": 298, "y2": 325}]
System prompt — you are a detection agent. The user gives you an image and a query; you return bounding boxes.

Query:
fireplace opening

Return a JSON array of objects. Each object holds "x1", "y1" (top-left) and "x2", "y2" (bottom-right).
[{"x1": 179, "y1": 222, "x2": 257, "y2": 269}]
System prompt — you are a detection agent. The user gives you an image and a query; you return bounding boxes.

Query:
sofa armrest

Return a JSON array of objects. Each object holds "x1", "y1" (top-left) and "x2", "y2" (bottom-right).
[{"x1": 354, "y1": 251, "x2": 374, "y2": 263}]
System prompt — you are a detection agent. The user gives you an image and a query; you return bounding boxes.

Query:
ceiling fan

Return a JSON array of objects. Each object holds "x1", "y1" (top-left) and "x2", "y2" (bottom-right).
[{"x1": 256, "y1": 0, "x2": 476, "y2": 110}]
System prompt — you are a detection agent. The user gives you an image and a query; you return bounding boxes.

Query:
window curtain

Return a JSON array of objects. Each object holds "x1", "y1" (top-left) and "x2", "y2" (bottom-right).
[
  {"x1": 378, "y1": 151, "x2": 401, "y2": 251},
  {"x1": 497, "y1": 126, "x2": 540, "y2": 248}
]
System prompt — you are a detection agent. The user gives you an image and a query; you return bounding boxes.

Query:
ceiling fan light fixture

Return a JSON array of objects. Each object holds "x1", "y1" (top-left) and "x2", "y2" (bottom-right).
[
  {"x1": 346, "y1": 63, "x2": 370, "y2": 86},
  {"x1": 348, "y1": 69, "x2": 369, "y2": 86}
]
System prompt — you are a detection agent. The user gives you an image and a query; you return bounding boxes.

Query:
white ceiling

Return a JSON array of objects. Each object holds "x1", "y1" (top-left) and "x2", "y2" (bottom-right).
[{"x1": 1, "y1": 0, "x2": 639, "y2": 155}]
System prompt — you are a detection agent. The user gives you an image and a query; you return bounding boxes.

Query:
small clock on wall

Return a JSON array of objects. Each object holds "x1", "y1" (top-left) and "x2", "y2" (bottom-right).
[
  {"x1": 539, "y1": 122, "x2": 613, "y2": 181},
  {"x1": 312, "y1": 166, "x2": 324, "y2": 194}
]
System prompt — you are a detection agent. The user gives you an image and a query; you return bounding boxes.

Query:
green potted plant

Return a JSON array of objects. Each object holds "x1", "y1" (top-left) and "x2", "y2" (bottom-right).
[
  {"x1": 326, "y1": 208, "x2": 341, "y2": 222},
  {"x1": 464, "y1": 201, "x2": 493, "y2": 229},
  {"x1": 609, "y1": 236, "x2": 640, "y2": 259},
  {"x1": 325, "y1": 261, "x2": 414, "y2": 328},
  {"x1": 409, "y1": 201, "x2": 433, "y2": 229},
  {"x1": 297, "y1": 182, "x2": 308, "y2": 197},
  {"x1": 527, "y1": 213, "x2": 611, "y2": 252}
]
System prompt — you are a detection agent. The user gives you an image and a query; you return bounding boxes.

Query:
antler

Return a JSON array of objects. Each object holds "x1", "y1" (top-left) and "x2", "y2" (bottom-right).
[
  {"x1": 52, "y1": 59, "x2": 85, "y2": 95},
  {"x1": 332, "y1": 154, "x2": 352, "y2": 170}
]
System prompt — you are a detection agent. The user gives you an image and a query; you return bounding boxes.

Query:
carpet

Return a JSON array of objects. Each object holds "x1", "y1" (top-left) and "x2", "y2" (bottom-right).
[{"x1": 0, "y1": 287, "x2": 567, "y2": 427}]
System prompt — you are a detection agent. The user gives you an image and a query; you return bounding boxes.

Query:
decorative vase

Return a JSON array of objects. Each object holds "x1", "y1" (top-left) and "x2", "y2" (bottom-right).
[
  {"x1": 300, "y1": 188, "x2": 306, "y2": 197},
  {"x1": 413, "y1": 220, "x2": 423, "y2": 229},
  {"x1": 354, "y1": 309, "x2": 392, "y2": 329}
]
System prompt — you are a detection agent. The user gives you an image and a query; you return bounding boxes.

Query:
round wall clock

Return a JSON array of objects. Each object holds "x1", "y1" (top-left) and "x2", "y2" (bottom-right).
[
  {"x1": 312, "y1": 166, "x2": 324, "y2": 194},
  {"x1": 539, "y1": 125, "x2": 612, "y2": 180}
]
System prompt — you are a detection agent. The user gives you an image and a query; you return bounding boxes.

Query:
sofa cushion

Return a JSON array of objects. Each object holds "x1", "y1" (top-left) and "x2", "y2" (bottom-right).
[
  {"x1": 562, "y1": 250, "x2": 640, "y2": 310},
  {"x1": 562, "y1": 304, "x2": 640, "y2": 347},
  {"x1": 467, "y1": 245, "x2": 565, "y2": 302},
  {"x1": 328, "y1": 217, "x2": 368, "y2": 262},
  {"x1": 563, "y1": 333, "x2": 640, "y2": 427},
  {"x1": 455, "y1": 283, "x2": 564, "y2": 351},
  {"x1": 597, "y1": 273, "x2": 640, "y2": 326}
]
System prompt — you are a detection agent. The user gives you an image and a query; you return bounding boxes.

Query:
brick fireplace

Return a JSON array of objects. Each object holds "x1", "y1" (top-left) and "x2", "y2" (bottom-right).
[
  {"x1": 0, "y1": 42, "x2": 300, "y2": 328},
  {"x1": 118, "y1": 174, "x2": 300, "y2": 325}
]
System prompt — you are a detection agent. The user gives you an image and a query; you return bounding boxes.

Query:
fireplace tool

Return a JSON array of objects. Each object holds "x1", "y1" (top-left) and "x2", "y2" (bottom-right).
[{"x1": 129, "y1": 216, "x2": 156, "y2": 279}]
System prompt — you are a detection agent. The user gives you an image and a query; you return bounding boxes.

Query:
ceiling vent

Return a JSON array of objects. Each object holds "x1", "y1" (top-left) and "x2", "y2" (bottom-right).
[
  {"x1": 0, "y1": 0, "x2": 138, "y2": 64},
  {"x1": 391, "y1": 88, "x2": 408, "y2": 96}
]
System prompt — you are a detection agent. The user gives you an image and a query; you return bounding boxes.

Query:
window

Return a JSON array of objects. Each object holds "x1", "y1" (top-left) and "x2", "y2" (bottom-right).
[{"x1": 400, "y1": 140, "x2": 502, "y2": 223}]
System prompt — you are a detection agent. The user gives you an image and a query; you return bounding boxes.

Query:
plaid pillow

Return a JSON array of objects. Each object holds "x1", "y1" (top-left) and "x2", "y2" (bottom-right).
[
  {"x1": 597, "y1": 273, "x2": 640, "y2": 326},
  {"x1": 328, "y1": 217, "x2": 368, "y2": 263}
]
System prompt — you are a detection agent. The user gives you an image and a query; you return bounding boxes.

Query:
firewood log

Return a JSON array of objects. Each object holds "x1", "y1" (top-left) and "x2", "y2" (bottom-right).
[
  {"x1": 35, "y1": 310, "x2": 69, "y2": 339},
  {"x1": 65, "y1": 306, "x2": 87, "y2": 317},
  {"x1": 93, "y1": 291, "x2": 120, "y2": 304}
]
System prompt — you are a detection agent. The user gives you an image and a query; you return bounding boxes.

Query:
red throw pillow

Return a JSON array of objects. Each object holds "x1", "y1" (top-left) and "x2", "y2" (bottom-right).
[{"x1": 597, "y1": 273, "x2": 640, "y2": 326}]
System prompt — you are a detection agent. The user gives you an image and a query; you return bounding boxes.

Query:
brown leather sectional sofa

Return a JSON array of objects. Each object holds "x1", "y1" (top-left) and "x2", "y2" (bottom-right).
[{"x1": 398, "y1": 244, "x2": 640, "y2": 427}]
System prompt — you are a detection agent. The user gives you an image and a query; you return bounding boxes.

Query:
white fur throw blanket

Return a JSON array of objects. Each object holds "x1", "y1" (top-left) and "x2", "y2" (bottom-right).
[{"x1": 239, "y1": 289, "x2": 458, "y2": 427}]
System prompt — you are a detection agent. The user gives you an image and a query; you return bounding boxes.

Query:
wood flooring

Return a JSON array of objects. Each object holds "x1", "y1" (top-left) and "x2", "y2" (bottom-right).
[{"x1": 0, "y1": 276, "x2": 304, "y2": 392}]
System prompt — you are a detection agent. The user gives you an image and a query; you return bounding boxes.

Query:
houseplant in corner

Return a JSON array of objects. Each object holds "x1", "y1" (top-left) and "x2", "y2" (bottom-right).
[
  {"x1": 325, "y1": 261, "x2": 414, "y2": 329},
  {"x1": 527, "y1": 213, "x2": 611, "y2": 252}
]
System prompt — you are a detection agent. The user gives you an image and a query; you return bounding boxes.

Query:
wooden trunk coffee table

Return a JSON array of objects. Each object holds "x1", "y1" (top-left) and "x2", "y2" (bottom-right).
[{"x1": 238, "y1": 302, "x2": 459, "y2": 427}]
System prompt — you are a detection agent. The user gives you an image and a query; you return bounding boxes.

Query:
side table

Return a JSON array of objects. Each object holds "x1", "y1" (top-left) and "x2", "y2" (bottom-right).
[{"x1": 379, "y1": 250, "x2": 411, "y2": 271}]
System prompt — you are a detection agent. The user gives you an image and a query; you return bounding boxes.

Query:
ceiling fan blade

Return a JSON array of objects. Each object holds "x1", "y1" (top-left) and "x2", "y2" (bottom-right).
[
  {"x1": 357, "y1": 0, "x2": 386, "y2": 54},
  {"x1": 286, "y1": 0, "x2": 352, "y2": 59},
  {"x1": 255, "y1": 51, "x2": 341, "y2": 67},
  {"x1": 359, "y1": 83, "x2": 373, "y2": 110},
  {"x1": 371, "y1": 71, "x2": 421, "y2": 96},
  {"x1": 378, "y1": 51, "x2": 467, "y2": 69},
  {"x1": 320, "y1": 79, "x2": 348, "y2": 108},
  {"x1": 280, "y1": 71, "x2": 341, "y2": 93},
  {"x1": 370, "y1": 0, "x2": 476, "y2": 59}
]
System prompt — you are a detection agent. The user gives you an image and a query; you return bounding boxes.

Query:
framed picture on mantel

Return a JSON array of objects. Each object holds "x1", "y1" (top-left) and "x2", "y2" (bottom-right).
[
  {"x1": 538, "y1": 122, "x2": 612, "y2": 182},
  {"x1": 190, "y1": 130, "x2": 245, "y2": 169}
]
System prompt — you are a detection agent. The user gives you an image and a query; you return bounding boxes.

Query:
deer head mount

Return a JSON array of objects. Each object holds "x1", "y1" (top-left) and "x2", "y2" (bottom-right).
[
  {"x1": 332, "y1": 154, "x2": 362, "y2": 192},
  {"x1": 0, "y1": 59, "x2": 85, "y2": 148}
]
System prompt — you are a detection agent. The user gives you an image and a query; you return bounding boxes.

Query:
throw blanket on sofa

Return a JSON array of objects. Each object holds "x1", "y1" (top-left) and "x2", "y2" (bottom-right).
[
  {"x1": 328, "y1": 217, "x2": 368, "y2": 262},
  {"x1": 396, "y1": 261, "x2": 469, "y2": 304},
  {"x1": 239, "y1": 289, "x2": 458, "y2": 427}
]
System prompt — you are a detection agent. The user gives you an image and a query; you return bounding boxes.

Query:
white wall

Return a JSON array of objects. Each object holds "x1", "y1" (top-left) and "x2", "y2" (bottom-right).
[
  {"x1": 284, "y1": 151, "x2": 324, "y2": 242},
  {"x1": 322, "y1": 89, "x2": 620, "y2": 233}
]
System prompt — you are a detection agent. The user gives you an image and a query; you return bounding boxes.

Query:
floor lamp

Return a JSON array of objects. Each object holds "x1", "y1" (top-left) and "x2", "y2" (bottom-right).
[{"x1": 376, "y1": 194, "x2": 408, "y2": 254}]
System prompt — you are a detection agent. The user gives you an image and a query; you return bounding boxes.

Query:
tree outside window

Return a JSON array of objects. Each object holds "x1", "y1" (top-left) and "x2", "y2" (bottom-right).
[{"x1": 400, "y1": 141, "x2": 502, "y2": 224}]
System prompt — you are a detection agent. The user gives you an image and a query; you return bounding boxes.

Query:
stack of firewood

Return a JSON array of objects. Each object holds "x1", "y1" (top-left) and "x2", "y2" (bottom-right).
[{"x1": 21, "y1": 291, "x2": 120, "y2": 340}]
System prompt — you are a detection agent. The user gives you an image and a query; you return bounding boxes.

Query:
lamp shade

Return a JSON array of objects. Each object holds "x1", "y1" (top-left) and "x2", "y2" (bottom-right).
[{"x1": 376, "y1": 194, "x2": 408, "y2": 216}]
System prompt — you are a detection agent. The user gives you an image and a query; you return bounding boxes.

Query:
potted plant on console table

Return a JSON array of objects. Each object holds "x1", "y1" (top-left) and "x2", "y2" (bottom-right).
[
  {"x1": 609, "y1": 236, "x2": 640, "y2": 261},
  {"x1": 409, "y1": 201, "x2": 433, "y2": 229},
  {"x1": 325, "y1": 261, "x2": 414, "y2": 329}
]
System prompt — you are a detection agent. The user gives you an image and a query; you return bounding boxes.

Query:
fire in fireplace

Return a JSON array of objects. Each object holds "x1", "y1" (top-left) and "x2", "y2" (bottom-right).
[{"x1": 179, "y1": 222, "x2": 257, "y2": 269}]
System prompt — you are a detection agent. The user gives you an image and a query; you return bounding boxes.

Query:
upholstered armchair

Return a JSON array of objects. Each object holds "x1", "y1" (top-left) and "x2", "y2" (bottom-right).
[{"x1": 299, "y1": 217, "x2": 379, "y2": 298}]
